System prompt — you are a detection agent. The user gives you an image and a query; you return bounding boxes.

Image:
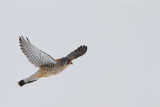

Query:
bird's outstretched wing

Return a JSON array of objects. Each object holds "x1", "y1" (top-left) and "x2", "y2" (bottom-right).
[
  {"x1": 19, "y1": 36, "x2": 57, "y2": 67},
  {"x1": 66, "y1": 45, "x2": 87, "y2": 60}
]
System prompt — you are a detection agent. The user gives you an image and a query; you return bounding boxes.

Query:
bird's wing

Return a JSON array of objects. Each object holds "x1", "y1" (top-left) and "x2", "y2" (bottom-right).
[
  {"x1": 66, "y1": 45, "x2": 87, "y2": 60},
  {"x1": 19, "y1": 36, "x2": 57, "y2": 67}
]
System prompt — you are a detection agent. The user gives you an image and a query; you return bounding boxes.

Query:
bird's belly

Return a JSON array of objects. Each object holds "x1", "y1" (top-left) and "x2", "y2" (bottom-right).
[{"x1": 43, "y1": 65, "x2": 70, "y2": 77}]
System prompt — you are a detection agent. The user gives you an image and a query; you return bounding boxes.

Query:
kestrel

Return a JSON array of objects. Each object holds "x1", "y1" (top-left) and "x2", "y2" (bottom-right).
[{"x1": 18, "y1": 36, "x2": 87, "y2": 87}]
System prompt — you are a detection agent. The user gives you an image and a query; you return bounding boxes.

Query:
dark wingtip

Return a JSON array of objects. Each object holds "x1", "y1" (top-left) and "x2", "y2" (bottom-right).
[
  {"x1": 19, "y1": 36, "x2": 22, "y2": 40},
  {"x1": 18, "y1": 80, "x2": 25, "y2": 87},
  {"x1": 26, "y1": 37, "x2": 30, "y2": 43},
  {"x1": 81, "y1": 45, "x2": 87, "y2": 54},
  {"x1": 19, "y1": 36, "x2": 23, "y2": 42},
  {"x1": 19, "y1": 36, "x2": 30, "y2": 43},
  {"x1": 19, "y1": 35, "x2": 23, "y2": 39},
  {"x1": 83, "y1": 45, "x2": 87, "y2": 51}
]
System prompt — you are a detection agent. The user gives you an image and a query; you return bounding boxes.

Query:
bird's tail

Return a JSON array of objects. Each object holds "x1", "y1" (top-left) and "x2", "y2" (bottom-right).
[
  {"x1": 18, "y1": 79, "x2": 37, "y2": 87},
  {"x1": 18, "y1": 73, "x2": 41, "y2": 87}
]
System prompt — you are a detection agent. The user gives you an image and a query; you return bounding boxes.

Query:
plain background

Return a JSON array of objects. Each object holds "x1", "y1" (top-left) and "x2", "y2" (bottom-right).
[{"x1": 0, "y1": 0, "x2": 160, "y2": 107}]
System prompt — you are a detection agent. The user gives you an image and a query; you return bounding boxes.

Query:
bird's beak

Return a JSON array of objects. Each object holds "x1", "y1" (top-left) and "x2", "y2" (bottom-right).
[{"x1": 69, "y1": 60, "x2": 73, "y2": 64}]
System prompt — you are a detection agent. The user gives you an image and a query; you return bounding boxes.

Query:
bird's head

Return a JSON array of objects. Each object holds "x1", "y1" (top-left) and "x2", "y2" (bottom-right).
[{"x1": 61, "y1": 58, "x2": 73, "y2": 65}]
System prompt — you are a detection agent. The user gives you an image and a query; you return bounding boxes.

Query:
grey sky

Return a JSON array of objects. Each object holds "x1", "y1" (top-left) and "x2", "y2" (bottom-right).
[{"x1": 0, "y1": 0, "x2": 160, "y2": 107}]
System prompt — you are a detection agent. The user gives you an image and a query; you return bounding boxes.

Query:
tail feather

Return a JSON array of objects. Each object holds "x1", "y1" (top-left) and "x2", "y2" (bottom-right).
[
  {"x1": 18, "y1": 72, "x2": 41, "y2": 87},
  {"x1": 18, "y1": 79, "x2": 37, "y2": 87},
  {"x1": 18, "y1": 80, "x2": 25, "y2": 86}
]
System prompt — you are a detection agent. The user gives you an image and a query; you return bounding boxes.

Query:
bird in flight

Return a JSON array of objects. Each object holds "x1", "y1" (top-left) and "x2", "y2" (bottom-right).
[{"x1": 18, "y1": 36, "x2": 87, "y2": 87}]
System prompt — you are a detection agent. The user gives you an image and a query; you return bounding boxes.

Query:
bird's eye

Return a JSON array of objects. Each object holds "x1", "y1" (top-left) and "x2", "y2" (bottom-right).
[
  {"x1": 63, "y1": 59, "x2": 69, "y2": 65},
  {"x1": 66, "y1": 60, "x2": 70, "y2": 64}
]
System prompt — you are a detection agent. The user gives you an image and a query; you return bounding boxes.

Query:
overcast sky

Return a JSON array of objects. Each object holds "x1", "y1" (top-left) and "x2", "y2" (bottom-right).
[{"x1": 0, "y1": 0, "x2": 160, "y2": 107}]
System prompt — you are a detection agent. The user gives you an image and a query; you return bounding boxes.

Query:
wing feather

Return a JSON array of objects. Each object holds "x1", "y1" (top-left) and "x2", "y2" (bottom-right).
[
  {"x1": 66, "y1": 45, "x2": 87, "y2": 60},
  {"x1": 19, "y1": 36, "x2": 57, "y2": 67}
]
